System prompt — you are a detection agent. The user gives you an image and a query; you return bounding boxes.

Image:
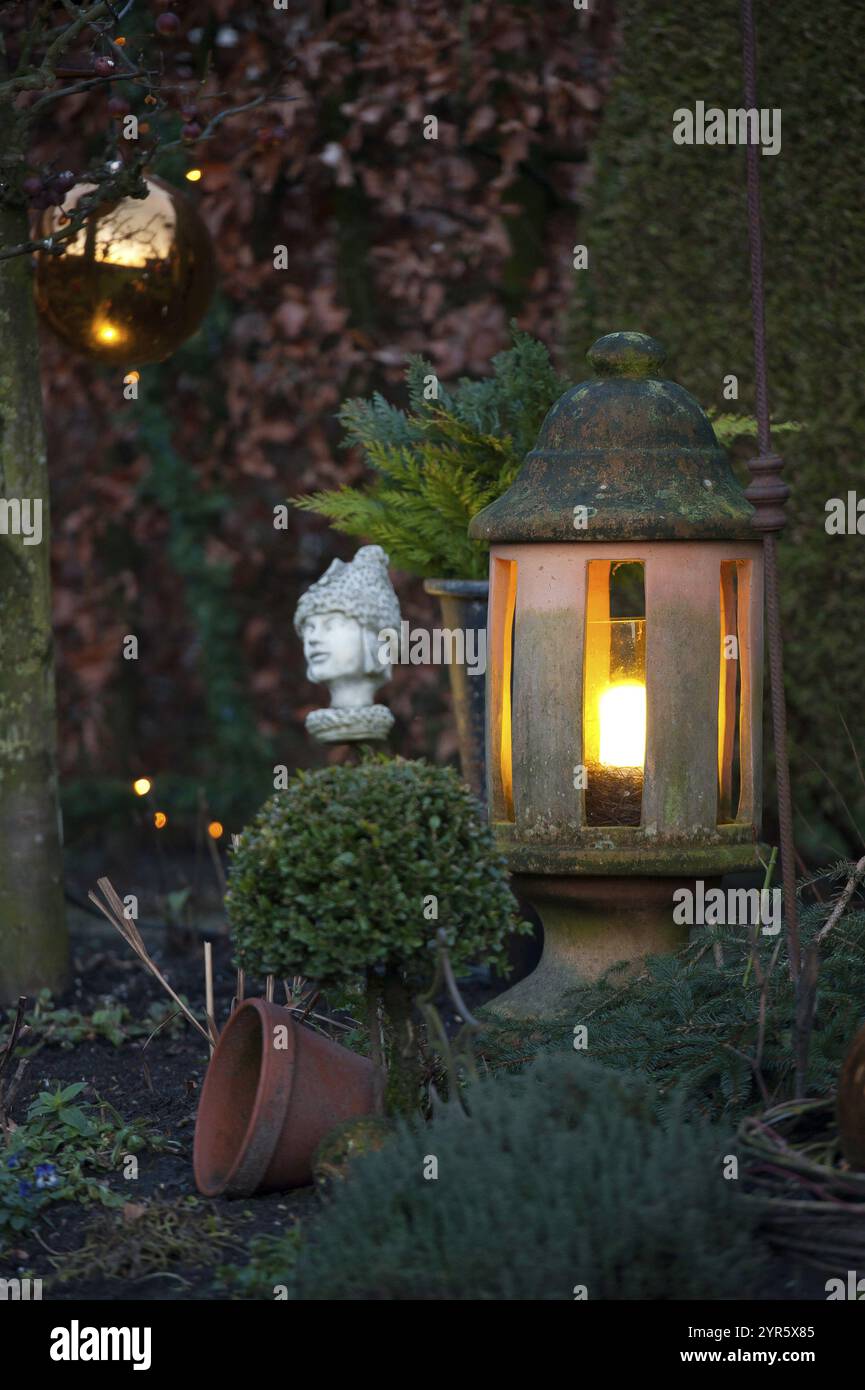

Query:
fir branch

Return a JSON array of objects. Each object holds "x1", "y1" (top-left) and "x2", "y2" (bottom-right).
[
  {"x1": 816, "y1": 855, "x2": 865, "y2": 945},
  {"x1": 294, "y1": 325, "x2": 566, "y2": 580},
  {"x1": 478, "y1": 879, "x2": 865, "y2": 1124}
]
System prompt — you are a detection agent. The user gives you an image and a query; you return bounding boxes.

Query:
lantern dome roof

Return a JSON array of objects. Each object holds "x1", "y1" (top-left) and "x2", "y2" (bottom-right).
[{"x1": 468, "y1": 332, "x2": 756, "y2": 543}]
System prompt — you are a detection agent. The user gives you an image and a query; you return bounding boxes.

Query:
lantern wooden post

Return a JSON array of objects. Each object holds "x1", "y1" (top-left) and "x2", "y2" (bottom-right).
[{"x1": 469, "y1": 332, "x2": 767, "y2": 1017}]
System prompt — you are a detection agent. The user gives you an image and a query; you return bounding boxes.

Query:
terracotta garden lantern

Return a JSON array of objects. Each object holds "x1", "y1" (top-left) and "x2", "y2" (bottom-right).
[{"x1": 469, "y1": 332, "x2": 766, "y2": 1016}]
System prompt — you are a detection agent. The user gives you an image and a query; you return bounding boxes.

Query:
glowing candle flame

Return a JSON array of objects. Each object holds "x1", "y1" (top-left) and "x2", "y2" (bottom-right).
[
  {"x1": 598, "y1": 682, "x2": 647, "y2": 769},
  {"x1": 132, "y1": 777, "x2": 152, "y2": 796},
  {"x1": 207, "y1": 821, "x2": 224, "y2": 839},
  {"x1": 185, "y1": 168, "x2": 203, "y2": 183},
  {"x1": 153, "y1": 811, "x2": 167, "y2": 829}
]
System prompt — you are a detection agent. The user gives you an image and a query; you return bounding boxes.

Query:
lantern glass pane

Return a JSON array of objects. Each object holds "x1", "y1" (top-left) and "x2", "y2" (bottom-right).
[
  {"x1": 584, "y1": 561, "x2": 646, "y2": 826},
  {"x1": 718, "y1": 560, "x2": 744, "y2": 822}
]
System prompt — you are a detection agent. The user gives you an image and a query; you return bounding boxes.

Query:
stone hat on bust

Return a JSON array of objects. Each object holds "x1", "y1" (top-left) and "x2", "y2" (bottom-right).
[
  {"x1": 294, "y1": 544, "x2": 401, "y2": 638},
  {"x1": 293, "y1": 544, "x2": 401, "y2": 744}
]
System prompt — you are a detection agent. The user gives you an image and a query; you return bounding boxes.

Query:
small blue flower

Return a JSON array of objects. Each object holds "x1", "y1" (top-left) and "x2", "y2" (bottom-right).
[
  {"x1": 17, "y1": 1179, "x2": 33, "y2": 1198},
  {"x1": 35, "y1": 1163, "x2": 58, "y2": 1190},
  {"x1": 6, "y1": 1155, "x2": 20, "y2": 1169}
]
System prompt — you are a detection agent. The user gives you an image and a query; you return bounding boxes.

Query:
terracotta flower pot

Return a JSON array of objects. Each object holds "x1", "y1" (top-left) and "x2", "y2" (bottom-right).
[{"x1": 193, "y1": 998, "x2": 378, "y2": 1197}]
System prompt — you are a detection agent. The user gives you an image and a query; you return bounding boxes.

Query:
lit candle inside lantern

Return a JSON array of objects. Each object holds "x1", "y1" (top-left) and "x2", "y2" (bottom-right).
[
  {"x1": 598, "y1": 681, "x2": 647, "y2": 769},
  {"x1": 583, "y1": 570, "x2": 646, "y2": 826}
]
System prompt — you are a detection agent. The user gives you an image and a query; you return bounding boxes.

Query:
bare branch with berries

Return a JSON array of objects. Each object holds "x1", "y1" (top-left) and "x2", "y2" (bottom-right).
[
  {"x1": 0, "y1": 0, "x2": 111, "y2": 95},
  {"x1": 0, "y1": 156, "x2": 149, "y2": 261},
  {"x1": 0, "y1": 3, "x2": 295, "y2": 258}
]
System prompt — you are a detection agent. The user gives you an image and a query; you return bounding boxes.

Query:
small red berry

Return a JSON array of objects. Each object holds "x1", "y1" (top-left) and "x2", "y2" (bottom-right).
[
  {"x1": 108, "y1": 95, "x2": 129, "y2": 116},
  {"x1": 181, "y1": 122, "x2": 202, "y2": 141},
  {"x1": 156, "y1": 13, "x2": 181, "y2": 36},
  {"x1": 23, "y1": 175, "x2": 42, "y2": 197},
  {"x1": 93, "y1": 56, "x2": 115, "y2": 76}
]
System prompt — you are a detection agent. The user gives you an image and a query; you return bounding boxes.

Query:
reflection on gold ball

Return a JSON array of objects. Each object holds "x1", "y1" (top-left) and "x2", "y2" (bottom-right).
[{"x1": 34, "y1": 175, "x2": 215, "y2": 365}]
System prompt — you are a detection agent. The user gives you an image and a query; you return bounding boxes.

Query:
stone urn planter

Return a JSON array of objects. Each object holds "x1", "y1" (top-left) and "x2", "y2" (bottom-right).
[
  {"x1": 423, "y1": 577, "x2": 488, "y2": 800},
  {"x1": 193, "y1": 998, "x2": 378, "y2": 1197}
]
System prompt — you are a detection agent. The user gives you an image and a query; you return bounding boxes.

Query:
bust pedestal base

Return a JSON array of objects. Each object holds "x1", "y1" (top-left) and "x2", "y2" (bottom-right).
[{"x1": 305, "y1": 704, "x2": 394, "y2": 744}]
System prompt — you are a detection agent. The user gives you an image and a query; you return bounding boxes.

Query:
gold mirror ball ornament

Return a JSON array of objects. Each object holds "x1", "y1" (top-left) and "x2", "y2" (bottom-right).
[{"x1": 34, "y1": 175, "x2": 216, "y2": 365}]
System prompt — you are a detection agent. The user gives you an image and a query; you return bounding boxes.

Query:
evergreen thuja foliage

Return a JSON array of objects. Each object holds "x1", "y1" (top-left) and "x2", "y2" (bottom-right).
[
  {"x1": 289, "y1": 1053, "x2": 766, "y2": 1300},
  {"x1": 292, "y1": 326, "x2": 568, "y2": 579},
  {"x1": 479, "y1": 866, "x2": 865, "y2": 1124}
]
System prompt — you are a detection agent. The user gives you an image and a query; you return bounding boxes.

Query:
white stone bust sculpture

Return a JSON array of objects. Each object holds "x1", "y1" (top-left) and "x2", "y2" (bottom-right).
[{"x1": 293, "y1": 544, "x2": 401, "y2": 743}]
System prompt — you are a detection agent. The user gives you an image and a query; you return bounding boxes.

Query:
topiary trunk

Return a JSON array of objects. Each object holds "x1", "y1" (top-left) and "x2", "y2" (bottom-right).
[
  {"x1": 381, "y1": 969, "x2": 421, "y2": 1117},
  {"x1": 0, "y1": 110, "x2": 68, "y2": 1003}
]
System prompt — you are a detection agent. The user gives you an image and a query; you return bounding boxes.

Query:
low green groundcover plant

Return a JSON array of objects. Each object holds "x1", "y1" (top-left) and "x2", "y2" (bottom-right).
[
  {"x1": 7, "y1": 990, "x2": 187, "y2": 1051},
  {"x1": 276, "y1": 1054, "x2": 766, "y2": 1300},
  {"x1": 1, "y1": 1083, "x2": 177, "y2": 1249},
  {"x1": 227, "y1": 755, "x2": 526, "y2": 1111},
  {"x1": 214, "y1": 1230, "x2": 303, "y2": 1299}
]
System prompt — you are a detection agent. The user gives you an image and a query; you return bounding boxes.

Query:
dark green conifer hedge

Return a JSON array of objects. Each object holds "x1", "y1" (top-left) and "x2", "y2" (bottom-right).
[{"x1": 570, "y1": 0, "x2": 865, "y2": 855}]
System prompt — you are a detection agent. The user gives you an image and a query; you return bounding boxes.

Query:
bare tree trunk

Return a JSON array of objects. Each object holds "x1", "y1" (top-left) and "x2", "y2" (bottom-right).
[{"x1": 0, "y1": 114, "x2": 68, "y2": 1003}]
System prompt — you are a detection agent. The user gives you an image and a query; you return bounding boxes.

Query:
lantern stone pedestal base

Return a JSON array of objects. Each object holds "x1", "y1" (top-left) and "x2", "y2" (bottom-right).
[{"x1": 488, "y1": 874, "x2": 716, "y2": 1019}]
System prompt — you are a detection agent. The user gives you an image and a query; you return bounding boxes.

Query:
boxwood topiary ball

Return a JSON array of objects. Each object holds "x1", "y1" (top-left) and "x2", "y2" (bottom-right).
[{"x1": 226, "y1": 755, "x2": 526, "y2": 986}]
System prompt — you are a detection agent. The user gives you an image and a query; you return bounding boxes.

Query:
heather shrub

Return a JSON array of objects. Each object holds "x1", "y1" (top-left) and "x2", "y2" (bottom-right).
[{"x1": 291, "y1": 1053, "x2": 767, "y2": 1300}]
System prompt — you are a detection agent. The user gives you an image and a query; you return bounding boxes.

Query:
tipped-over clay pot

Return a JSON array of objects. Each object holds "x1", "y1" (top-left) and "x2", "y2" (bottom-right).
[{"x1": 193, "y1": 997, "x2": 378, "y2": 1197}]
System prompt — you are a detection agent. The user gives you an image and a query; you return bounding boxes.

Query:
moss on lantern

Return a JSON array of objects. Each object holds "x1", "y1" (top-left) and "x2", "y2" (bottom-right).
[{"x1": 470, "y1": 332, "x2": 756, "y2": 544}]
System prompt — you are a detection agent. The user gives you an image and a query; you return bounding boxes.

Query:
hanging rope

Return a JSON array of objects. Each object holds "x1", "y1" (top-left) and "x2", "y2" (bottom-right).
[{"x1": 740, "y1": 0, "x2": 800, "y2": 981}]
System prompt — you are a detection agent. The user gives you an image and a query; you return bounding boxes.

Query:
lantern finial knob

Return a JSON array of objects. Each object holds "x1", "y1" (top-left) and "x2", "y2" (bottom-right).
[{"x1": 587, "y1": 331, "x2": 666, "y2": 379}]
